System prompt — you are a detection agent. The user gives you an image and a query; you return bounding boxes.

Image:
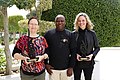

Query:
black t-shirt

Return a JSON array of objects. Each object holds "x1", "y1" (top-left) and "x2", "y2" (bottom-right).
[{"x1": 44, "y1": 29, "x2": 76, "y2": 70}]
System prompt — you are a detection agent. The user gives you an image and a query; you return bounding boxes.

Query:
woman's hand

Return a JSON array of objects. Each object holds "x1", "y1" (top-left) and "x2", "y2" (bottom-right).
[
  {"x1": 14, "y1": 53, "x2": 31, "y2": 64},
  {"x1": 86, "y1": 54, "x2": 93, "y2": 61},
  {"x1": 36, "y1": 54, "x2": 48, "y2": 62},
  {"x1": 24, "y1": 57, "x2": 31, "y2": 64},
  {"x1": 77, "y1": 54, "x2": 82, "y2": 61},
  {"x1": 43, "y1": 54, "x2": 48, "y2": 59},
  {"x1": 36, "y1": 55, "x2": 44, "y2": 62}
]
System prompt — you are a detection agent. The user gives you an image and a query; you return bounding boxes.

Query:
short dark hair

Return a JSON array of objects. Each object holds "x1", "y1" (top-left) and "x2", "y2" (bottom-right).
[
  {"x1": 55, "y1": 14, "x2": 65, "y2": 22},
  {"x1": 28, "y1": 16, "x2": 39, "y2": 25}
]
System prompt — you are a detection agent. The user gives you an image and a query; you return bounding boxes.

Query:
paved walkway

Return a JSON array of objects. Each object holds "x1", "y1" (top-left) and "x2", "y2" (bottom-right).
[{"x1": 0, "y1": 73, "x2": 20, "y2": 80}]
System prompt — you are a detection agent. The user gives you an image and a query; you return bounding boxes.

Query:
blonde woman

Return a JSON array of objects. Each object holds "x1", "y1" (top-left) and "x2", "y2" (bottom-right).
[{"x1": 73, "y1": 12, "x2": 100, "y2": 80}]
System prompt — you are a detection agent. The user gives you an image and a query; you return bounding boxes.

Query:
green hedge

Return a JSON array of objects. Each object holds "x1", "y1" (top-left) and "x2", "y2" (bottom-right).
[
  {"x1": 41, "y1": 0, "x2": 120, "y2": 47},
  {"x1": 0, "y1": 48, "x2": 6, "y2": 73},
  {"x1": 39, "y1": 20, "x2": 55, "y2": 35}
]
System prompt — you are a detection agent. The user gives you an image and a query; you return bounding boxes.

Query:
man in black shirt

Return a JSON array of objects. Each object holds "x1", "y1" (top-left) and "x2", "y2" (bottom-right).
[{"x1": 44, "y1": 14, "x2": 76, "y2": 80}]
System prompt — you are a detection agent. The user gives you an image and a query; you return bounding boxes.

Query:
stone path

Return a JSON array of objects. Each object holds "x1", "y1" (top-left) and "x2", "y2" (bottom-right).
[{"x1": 0, "y1": 73, "x2": 20, "y2": 80}]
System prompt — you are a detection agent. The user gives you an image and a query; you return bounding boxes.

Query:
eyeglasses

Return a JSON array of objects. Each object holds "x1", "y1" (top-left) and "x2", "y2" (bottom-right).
[{"x1": 29, "y1": 23, "x2": 38, "y2": 26}]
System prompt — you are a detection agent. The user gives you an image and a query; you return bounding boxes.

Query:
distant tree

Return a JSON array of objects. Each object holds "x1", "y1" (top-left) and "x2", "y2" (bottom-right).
[
  {"x1": 26, "y1": 10, "x2": 37, "y2": 19},
  {"x1": 36, "y1": 0, "x2": 52, "y2": 19},
  {"x1": 0, "y1": 0, "x2": 14, "y2": 75},
  {"x1": 18, "y1": 19, "x2": 28, "y2": 35},
  {"x1": 41, "y1": 0, "x2": 120, "y2": 47},
  {"x1": 9, "y1": 15, "x2": 24, "y2": 43},
  {"x1": 26, "y1": 0, "x2": 52, "y2": 19},
  {"x1": 14, "y1": 0, "x2": 36, "y2": 18}
]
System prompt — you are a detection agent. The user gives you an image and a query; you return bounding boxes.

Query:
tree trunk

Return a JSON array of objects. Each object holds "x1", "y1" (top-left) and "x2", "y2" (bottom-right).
[
  {"x1": 19, "y1": 32, "x2": 22, "y2": 37},
  {"x1": 2, "y1": 6, "x2": 12, "y2": 75},
  {"x1": 36, "y1": 0, "x2": 42, "y2": 20}
]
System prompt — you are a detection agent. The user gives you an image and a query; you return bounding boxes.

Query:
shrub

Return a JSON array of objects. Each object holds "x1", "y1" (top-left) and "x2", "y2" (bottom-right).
[
  {"x1": 0, "y1": 48, "x2": 6, "y2": 73},
  {"x1": 41, "y1": 0, "x2": 120, "y2": 47}
]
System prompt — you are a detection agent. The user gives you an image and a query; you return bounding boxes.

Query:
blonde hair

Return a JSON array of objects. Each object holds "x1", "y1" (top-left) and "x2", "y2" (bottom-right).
[{"x1": 74, "y1": 12, "x2": 94, "y2": 31}]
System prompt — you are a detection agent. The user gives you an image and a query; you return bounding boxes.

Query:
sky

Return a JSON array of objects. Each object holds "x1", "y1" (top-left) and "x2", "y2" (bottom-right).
[{"x1": 7, "y1": 5, "x2": 29, "y2": 18}]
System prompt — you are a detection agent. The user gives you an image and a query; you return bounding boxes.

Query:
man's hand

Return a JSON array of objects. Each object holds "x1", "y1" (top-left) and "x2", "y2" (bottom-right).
[
  {"x1": 45, "y1": 64, "x2": 54, "y2": 75},
  {"x1": 67, "y1": 68, "x2": 73, "y2": 77}
]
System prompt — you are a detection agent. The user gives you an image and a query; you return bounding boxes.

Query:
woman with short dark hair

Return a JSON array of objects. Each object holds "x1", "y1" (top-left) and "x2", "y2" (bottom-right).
[{"x1": 12, "y1": 16, "x2": 48, "y2": 80}]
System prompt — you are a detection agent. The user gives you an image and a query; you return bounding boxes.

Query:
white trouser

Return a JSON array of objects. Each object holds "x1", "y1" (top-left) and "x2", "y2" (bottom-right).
[{"x1": 49, "y1": 69, "x2": 73, "y2": 80}]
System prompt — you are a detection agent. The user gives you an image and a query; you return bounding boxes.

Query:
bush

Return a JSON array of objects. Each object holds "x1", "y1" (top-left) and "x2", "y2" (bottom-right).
[
  {"x1": 0, "y1": 36, "x2": 4, "y2": 45},
  {"x1": 39, "y1": 20, "x2": 55, "y2": 35},
  {"x1": 41, "y1": 0, "x2": 120, "y2": 47},
  {"x1": 0, "y1": 48, "x2": 6, "y2": 73}
]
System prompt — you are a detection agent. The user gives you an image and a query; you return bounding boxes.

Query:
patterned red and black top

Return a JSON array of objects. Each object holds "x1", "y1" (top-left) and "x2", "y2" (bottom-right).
[{"x1": 12, "y1": 35, "x2": 48, "y2": 75}]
